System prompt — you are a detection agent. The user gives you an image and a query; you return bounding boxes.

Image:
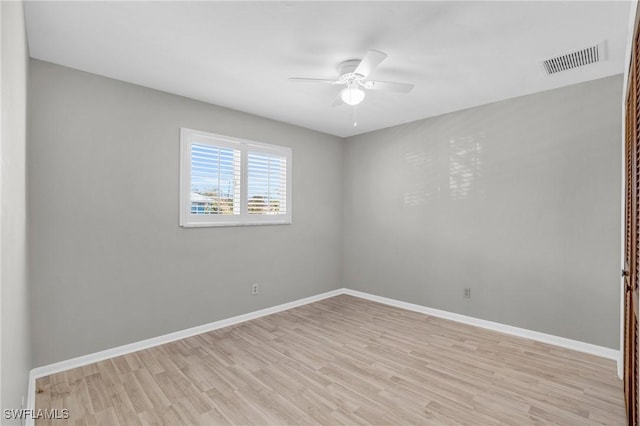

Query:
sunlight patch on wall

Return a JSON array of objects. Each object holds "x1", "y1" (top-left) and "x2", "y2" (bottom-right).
[
  {"x1": 401, "y1": 132, "x2": 485, "y2": 207},
  {"x1": 448, "y1": 133, "x2": 485, "y2": 201}
]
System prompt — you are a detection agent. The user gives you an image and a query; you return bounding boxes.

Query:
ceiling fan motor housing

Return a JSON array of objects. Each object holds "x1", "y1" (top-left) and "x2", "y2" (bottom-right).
[{"x1": 338, "y1": 60, "x2": 365, "y2": 85}]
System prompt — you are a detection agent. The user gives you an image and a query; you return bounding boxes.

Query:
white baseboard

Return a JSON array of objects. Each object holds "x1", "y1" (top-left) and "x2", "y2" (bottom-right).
[
  {"x1": 343, "y1": 289, "x2": 620, "y2": 361},
  {"x1": 29, "y1": 288, "x2": 344, "y2": 379},
  {"x1": 24, "y1": 288, "x2": 343, "y2": 426},
  {"x1": 25, "y1": 286, "x2": 621, "y2": 426},
  {"x1": 617, "y1": 351, "x2": 623, "y2": 379},
  {"x1": 25, "y1": 371, "x2": 36, "y2": 426}
]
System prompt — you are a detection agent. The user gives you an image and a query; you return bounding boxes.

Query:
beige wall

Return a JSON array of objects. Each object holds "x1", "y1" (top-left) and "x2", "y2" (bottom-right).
[
  {"x1": 343, "y1": 75, "x2": 623, "y2": 349},
  {"x1": 1, "y1": 0, "x2": 31, "y2": 419}
]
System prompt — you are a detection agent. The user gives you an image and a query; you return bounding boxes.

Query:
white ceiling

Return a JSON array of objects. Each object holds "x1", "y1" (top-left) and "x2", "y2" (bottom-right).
[{"x1": 24, "y1": 1, "x2": 631, "y2": 138}]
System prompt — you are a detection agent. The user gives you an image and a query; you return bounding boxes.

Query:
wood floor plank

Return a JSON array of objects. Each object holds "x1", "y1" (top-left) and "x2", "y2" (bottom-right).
[{"x1": 35, "y1": 295, "x2": 626, "y2": 425}]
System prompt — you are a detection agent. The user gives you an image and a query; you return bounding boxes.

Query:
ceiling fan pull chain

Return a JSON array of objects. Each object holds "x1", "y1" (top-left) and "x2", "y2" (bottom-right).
[{"x1": 353, "y1": 106, "x2": 358, "y2": 127}]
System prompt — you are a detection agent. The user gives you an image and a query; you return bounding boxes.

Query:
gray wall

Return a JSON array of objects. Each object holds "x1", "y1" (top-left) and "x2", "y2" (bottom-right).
[
  {"x1": 28, "y1": 57, "x2": 622, "y2": 367},
  {"x1": 28, "y1": 60, "x2": 343, "y2": 367},
  {"x1": 1, "y1": 0, "x2": 31, "y2": 418},
  {"x1": 343, "y1": 75, "x2": 622, "y2": 349}
]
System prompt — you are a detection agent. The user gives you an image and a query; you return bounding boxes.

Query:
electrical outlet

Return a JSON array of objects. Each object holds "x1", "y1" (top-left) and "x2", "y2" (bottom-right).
[
  {"x1": 251, "y1": 283, "x2": 259, "y2": 295},
  {"x1": 464, "y1": 288, "x2": 471, "y2": 298}
]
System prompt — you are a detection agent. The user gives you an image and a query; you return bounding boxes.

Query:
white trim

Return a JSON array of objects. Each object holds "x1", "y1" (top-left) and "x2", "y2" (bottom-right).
[
  {"x1": 619, "y1": 0, "x2": 638, "y2": 381},
  {"x1": 25, "y1": 372, "x2": 35, "y2": 426},
  {"x1": 25, "y1": 287, "x2": 621, "y2": 426},
  {"x1": 28, "y1": 287, "x2": 621, "y2": 377},
  {"x1": 343, "y1": 289, "x2": 620, "y2": 361},
  {"x1": 29, "y1": 288, "x2": 343, "y2": 380},
  {"x1": 25, "y1": 289, "x2": 345, "y2": 426}
]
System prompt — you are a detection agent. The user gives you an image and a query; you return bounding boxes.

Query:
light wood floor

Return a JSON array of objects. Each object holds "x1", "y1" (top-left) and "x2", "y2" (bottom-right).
[{"x1": 35, "y1": 295, "x2": 626, "y2": 425}]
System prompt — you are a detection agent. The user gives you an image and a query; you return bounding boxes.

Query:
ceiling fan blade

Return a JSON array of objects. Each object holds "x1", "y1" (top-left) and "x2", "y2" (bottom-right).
[
  {"x1": 354, "y1": 50, "x2": 387, "y2": 78},
  {"x1": 288, "y1": 77, "x2": 339, "y2": 84},
  {"x1": 366, "y1": 80, "x2": 414, "y2": 93}
]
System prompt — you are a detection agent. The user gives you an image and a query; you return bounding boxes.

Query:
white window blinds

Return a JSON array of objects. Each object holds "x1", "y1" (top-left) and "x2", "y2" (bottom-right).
[
  {"x1": 247, "y1": 152, "x2": 288, "y2": 215},
  {"x1": 180, "y1": 128, "x2": 292, "y2": 227},
  {"x1": 190, "y1": 143, "x2": 241, "y2": 215}
]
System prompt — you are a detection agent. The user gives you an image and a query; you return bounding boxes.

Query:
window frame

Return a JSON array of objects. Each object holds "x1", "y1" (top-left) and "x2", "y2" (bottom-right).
[{"x1": 179, "y1": 128, "x2": 292, "y2": 227}]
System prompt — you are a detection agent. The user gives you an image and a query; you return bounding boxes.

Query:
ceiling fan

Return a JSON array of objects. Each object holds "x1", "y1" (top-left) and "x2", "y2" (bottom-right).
[{"x1": 288, "y1": 50, "x2": 414, "y2": 107}]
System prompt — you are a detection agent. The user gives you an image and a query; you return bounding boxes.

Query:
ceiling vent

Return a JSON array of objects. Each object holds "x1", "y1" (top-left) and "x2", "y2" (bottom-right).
[{"x1": 539, "y1": 41, "x2": 606, "y2": 75}]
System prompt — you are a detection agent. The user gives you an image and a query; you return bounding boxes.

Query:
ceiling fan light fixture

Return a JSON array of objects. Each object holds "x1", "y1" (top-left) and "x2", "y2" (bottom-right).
[{"x1": 340, "y1": 87, "x2": 365, "y2": 106}]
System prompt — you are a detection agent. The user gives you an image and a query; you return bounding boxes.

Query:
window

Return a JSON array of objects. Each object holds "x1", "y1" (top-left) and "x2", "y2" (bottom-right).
[{"x1": 180, "y1": 128, "x2": 292, "y2": 227}]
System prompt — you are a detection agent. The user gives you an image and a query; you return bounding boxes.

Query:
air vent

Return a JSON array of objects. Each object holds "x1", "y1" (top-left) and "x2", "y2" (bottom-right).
[{"x1": 539, "y1": 41, "x2": 605, "y2": 75}]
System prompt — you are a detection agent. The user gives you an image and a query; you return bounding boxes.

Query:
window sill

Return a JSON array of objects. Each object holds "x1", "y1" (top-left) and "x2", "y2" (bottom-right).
[{"x1": 180, "y1": 220, "x2": 292, "y2": 228}]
